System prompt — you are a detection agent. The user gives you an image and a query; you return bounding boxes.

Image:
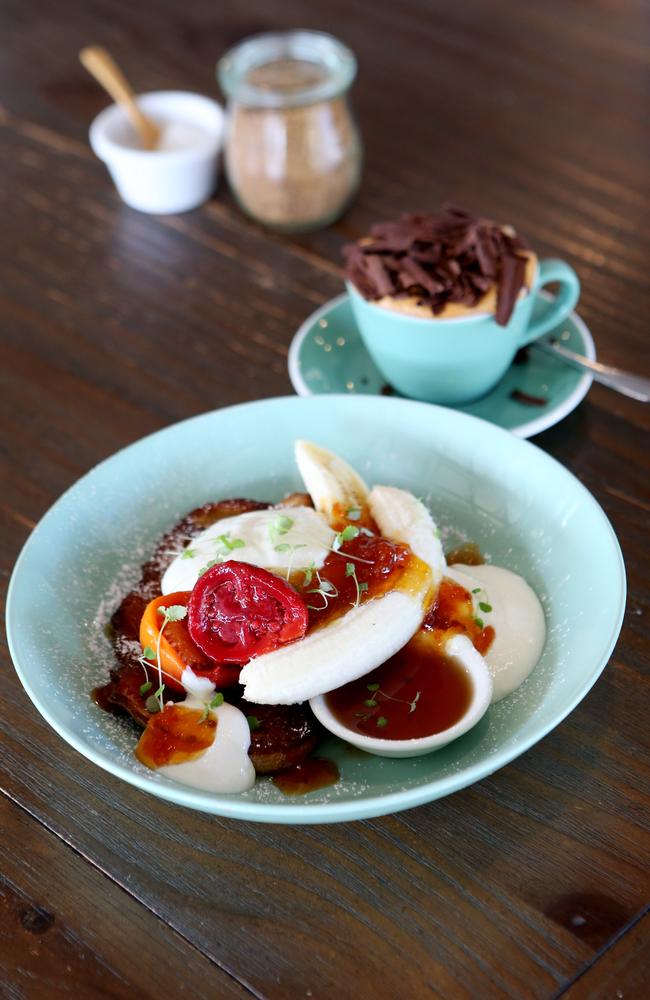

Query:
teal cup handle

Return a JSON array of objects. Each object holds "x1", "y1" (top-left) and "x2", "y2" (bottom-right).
[{"x1": 520, "y1": 259, "x2": 580, "y2": 347}]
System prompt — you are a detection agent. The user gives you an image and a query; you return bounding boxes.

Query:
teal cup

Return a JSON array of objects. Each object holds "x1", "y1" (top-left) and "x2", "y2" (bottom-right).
[{"x1": 346, "y1": 259, "x2": 580, "y2": 404}]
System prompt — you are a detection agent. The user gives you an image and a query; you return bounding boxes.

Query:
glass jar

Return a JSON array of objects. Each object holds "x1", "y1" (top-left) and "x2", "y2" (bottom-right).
[{"x1": 218, "y1": 31, "x2": 362, "y2": 232}]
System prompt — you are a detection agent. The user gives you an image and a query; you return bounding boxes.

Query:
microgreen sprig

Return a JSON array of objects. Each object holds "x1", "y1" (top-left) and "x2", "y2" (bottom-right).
[
  {"x1": 196, "y1": 532, "x2": 247, "y2": 576},
  {"x1": 152, "y1": 604, "x2": 187, "y2": 711},
  {"x1": 215, "y1": 532, "x2": 246, "y2": 553},
  {"x1": 274, "y1": 541, "x2": 307, "y2": 580},
  {"x1": 306, "y1": 572, "x2": 339, "y2": 611},
  {"x1": 354, "y1": 681, "x2": 422, "y2": 725},
  {"x1": 137, "y1": 645, "x2": 178, "y2": 701},
  {"x1": 345, "y1": 561, "x2": 369, "y2": 607},
  {"x1": 468, "y1": 583, "x2": 493, "y2": 630},
  {"x1": 269, "y1": 515, "x2": 294, "y2": 545},
  {"x1": 332, "y1": 524, "x2": 360, "y2": 551},
  {"x1": 138, "y1": 644, "x2": 156, "y2": 695},
  {"x1": 199, "y1": 691, "x2": 224, "y2": 724}
]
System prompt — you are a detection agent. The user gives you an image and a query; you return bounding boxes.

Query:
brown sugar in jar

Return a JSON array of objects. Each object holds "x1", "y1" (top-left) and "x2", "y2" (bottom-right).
[{"x1": 218, "y1": 32, "x2": 362, "y2": 232}]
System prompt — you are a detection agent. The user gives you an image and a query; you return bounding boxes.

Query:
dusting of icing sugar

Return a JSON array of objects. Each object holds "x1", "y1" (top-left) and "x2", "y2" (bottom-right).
[{"x1": 56, "y1": 469, "x2": 560, "y2": 808}]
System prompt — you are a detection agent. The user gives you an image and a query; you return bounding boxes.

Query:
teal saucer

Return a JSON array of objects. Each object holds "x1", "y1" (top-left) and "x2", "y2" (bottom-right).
[{"x1": 289, "y1": 294, "x2": 595, "y2": 438}]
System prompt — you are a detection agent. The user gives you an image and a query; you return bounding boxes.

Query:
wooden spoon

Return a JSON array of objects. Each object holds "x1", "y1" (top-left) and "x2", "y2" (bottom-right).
[{"x1": 80, "y1": 45, "x2": 161, "y2": 150}]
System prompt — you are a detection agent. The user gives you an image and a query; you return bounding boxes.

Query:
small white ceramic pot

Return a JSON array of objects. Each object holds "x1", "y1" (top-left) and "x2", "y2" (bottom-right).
[
  {"x1": 310, "y1": 634, "x2": 493, "y2": 758},
  {"x1": 89, "y1": 90, "x2": 224, "y2": 214}
]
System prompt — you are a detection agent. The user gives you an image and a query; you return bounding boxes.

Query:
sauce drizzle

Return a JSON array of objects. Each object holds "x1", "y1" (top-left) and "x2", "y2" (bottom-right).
[
  {"x1": 273, "y1": 758, "x2": 340, "y2": 795},
  {"x1": 295, "y1": 532, "x2": 422, "y2": 630},
  {"x1": 424, "y1": 578, "x2": 495, "y2": 655},
  {"x1": 135, "y1": 705, "x2": 216, "y2": 769},
  {"x1": 445, "y1": 542, "x2": 485, "y2": 566}
]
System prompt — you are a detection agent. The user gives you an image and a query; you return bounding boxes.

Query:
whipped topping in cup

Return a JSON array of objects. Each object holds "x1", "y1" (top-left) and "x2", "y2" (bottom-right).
[{"x1": 343, "y1": 206, "x2": 533, "y2": 326}]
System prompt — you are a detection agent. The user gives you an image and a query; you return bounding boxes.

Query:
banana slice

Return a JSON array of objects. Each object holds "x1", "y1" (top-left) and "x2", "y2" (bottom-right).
[
  {"x1": 295, "y1": 440, "x2": 369, "y2": 519},
  {"x1": 240, "y1": 591, "x2": 426, "y2": 705},
  {"x1": 240, "y1": 481, "x2": 441, "y2": 706},
  {"x1": 368, "y1": 486, "x2": 445, "y2": 589}
]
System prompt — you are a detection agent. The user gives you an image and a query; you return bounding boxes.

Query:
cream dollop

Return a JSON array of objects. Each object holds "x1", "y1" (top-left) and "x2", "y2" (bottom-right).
[
  {"x1": 161, "y1": 506, "x2": 334, "y2": 595},
  {"x1": 155, "y1": 668, "x2": 255, "y2": 793},
  {"x1": 445, "y1": 564, "x2": 546, "y2": 702}
]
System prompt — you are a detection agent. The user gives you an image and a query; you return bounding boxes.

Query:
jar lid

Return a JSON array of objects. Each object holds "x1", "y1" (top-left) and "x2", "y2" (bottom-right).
[{"x1": 217, "y1": 30, "x2": 357, "y2": 108}]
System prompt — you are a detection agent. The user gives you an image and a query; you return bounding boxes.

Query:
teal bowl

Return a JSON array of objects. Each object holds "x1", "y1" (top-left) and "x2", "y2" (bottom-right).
[{"x1": 6, "y1": 396, "x2": 625, "y2": 823}]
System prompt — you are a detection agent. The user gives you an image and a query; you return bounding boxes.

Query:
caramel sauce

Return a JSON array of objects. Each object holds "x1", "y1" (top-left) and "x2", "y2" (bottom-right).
[
  {"x1": 330, "y1": 501, "x2": 377, "y2": 532},
  {"x1": 91, "y1": 683, "x2": 116, "y2": 713},
  {"x1": 294, "y1": 532, "x2": 431, "y2": 631},
  {"x1": 135, "y1": 705, "x2": 216, "y2": 769},
  {"x1": 423, "y1": 578, "x2": 495, "y2": 655},
  {"x1": 273, "y1": 758, "x2": 340, "y2": 795},
  {"x1": 326, "y1": 574, "x2": 494, "y2": 741},
  {"x1": 326, "y1": 632, "x2": 473, "y2": 739},
  {"x1": 445, "y1": 542, "x2": 485, "y2": 566}
]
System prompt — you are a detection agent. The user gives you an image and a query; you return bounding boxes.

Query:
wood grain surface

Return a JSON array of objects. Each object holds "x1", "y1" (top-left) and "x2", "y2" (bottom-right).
[{"x1": 1, "y1": 0, "x2": 649, "y2": 997}]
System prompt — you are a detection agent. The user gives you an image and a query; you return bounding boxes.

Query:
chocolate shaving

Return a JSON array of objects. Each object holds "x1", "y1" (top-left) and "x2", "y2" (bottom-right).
[
  {"x1": 365, "y1": 254, "x2": 394, "y2": 297},
  {"x1": 343, "y1": 206, "x2": 530, "y2": 326},
  {"x1": 510, "y1": 389, "x2": 547, "y2": 406},
  {"x1": 496, "y1": 253, "x2": 527, "y2": 326}
]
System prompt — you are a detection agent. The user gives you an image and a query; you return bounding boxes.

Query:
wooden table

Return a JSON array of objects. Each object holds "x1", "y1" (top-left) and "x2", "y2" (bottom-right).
[{"x1": 2, "y1": 1, "x2": 648, "y2": 996}]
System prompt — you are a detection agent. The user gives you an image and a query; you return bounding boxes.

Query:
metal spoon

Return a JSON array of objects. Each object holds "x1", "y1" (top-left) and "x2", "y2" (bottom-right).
[{"x1": 532, "y1": 340, "x2": 650, "y2": 403}]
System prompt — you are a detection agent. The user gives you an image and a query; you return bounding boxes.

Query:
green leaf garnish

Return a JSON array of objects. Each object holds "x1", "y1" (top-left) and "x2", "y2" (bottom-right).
[
  {"x1": 302, "y1": 562, "x2": 315, "y2": 587},
  {"x1": 376, "y1": 716, "x2": 388, "y2": 729},
  {"x1": 366, "y1": 682, "x2": 380, "y2": 692},
  {"x1": 336, "y1": 524, "x2": 360, "y2": 547},
  {"x1": 145, "y1": 694, "x2": 161, "y2": 714},
  {"x1": 364, "y1": 699, "x2": 377, "y2": 708},
  {"x1": 215, "y1": 532, "x2": 245, "y2": 553},
  {"x1": 142, "y1": 646, "x2": 157, "y2": 661},
  {"x1": 198, "y1": 558, "x2": 220, "y2": 577},
  {"x1": 139, "y1": 681, "x2": 152, "y2": 695},
  {"x1": 199, "y1": 690, "x2": 225, "y2": 723},
  {"x1": 246, "y1": 715, "x2": 260, "y2": 731},
  {"x1": 472, "y1": 588, "x2": 481, "y2": 594},
  {"x1": 306, "y1": 573, "x2": 339, "y2": 610},
  {"x1": 158, "y1": 604, "x2": 187, "y2": 623},
  {"x1": 181, "y1": 547, "x2": 197, "y2": 560},
  {"x1": 474, "y1": 617, "x2": 484, "y2": 629},
  {"x1": 344, "y1": 559, "x2": 368, "y2": 608},
  {"x1": 479, "y1": 602, "x2": 492, "y2": 613},
  {"x1": 269, "y1": 514, "x2": 294, "y2": 545},
  {"x1": 274, "y1": 542, "x2": 292, "y2": 552}
]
